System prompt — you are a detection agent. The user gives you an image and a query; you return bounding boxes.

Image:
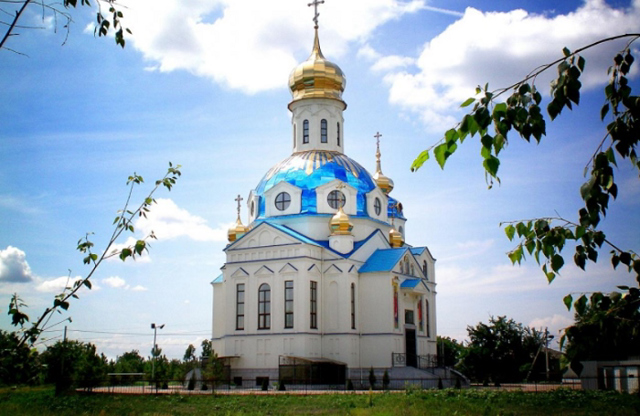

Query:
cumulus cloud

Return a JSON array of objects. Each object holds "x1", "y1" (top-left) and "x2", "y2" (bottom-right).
[
  {"x1": 374, "y1": 0, "x2": 640, "y2": 130},
  {"x1": 134, "y1": 198, "x2": 229, "y2": 242},
  {"x1": 529, "y1": 314, "x2": 574, "y2": 333},
  {"x1": 35, "y1": 275, "x2": 84, "y2": 293},
  {"x1": 119, "y1": 0, "x2": 425, "y2": 93},
  {"x1": 102, "y1": 276, "x2": 148, "y2": 291},
  {"x1": 0, "y1": 246, "x2": 35, "y2": 283}
]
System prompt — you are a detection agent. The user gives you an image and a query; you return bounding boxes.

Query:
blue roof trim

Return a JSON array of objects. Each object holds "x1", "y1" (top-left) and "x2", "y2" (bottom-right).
[
  {"x1": 268, "y1": 222, "x2": 324, "y2": 247},
  {"x1": 359, "y1": 247, "x2": 410, "y2": 273},
  {"x1": 212, "y1": 274, "x2": 223, "y2": 284},
  {"x1": 400, "y1": 278, "x2": 421, "y2": 288},
  {"x1": 410, "y1": 247, "x2": 426, "y2": 255}
]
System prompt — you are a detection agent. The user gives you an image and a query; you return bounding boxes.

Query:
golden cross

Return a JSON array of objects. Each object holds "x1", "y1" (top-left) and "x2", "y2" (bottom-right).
[
  {"x1": 308, "y1": 0, "x2": 325, "y2": 28},
  {"x1": 234, "y1": 194, "x2": 243, "y2": 218}
]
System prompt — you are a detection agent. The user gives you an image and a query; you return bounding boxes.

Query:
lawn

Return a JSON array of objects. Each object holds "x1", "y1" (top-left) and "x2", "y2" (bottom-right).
[{"x1": 1, "y1": 386, "x2": 639, "y2": 415}]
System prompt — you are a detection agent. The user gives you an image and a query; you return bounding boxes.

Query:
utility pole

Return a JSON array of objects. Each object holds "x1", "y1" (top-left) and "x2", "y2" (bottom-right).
[{"x1": 544, "y1": 328, "x2": 555, "y2": 382}]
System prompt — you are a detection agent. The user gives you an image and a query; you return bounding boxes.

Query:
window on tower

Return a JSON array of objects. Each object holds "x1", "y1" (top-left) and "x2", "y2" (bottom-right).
[
  {"x1": 236, "y1": 283, "x2": 245, "y2": 330},
  {"x1": 258, "y1": 283, "x2": 271, "y2": 330},
  {"x1": 337, "y1": 122, "x2": 340, "y2": 146},
  {"x1": 303, "y1": 120, "x2": 309, "y2": 144},
  {"x1": 275, "y1": 192, "x2": 291, "y2": 211},
  {"x1": 284, "y1": 281, "x2": 294, "y2": 329},
  {"x1": 350, "y1": 283, "x2": 356, "y2": 329},
  {"x1": 321, "y1": 119, "x2": 327, "y2": 143},
  {"x1": 374, "y1": 197, "x2": 381, "y2": 216},
  {"x1": 327, "y1": 190, "x2": 346, "y2": 209},
  {"x1": 423, "y1": 260, "x2": 428, "y2": 279},
  {"x1": 310, "y1": 281, "x2": 317, "y2": 329}
]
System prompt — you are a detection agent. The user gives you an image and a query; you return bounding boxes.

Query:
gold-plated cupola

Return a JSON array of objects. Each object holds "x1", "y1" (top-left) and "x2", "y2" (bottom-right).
[
  {"x1": 372, "y1": 132, "x2": 394, "y2": 195},
  {"x1": 228, "y1": 195, "x2": 249, "y2": 243},
  {"x1": 288, "y1": 28, "x2": 346, "y2": 109},
  {"x1": 330, "y1": 206, "x2": 353, "y2": 236}
]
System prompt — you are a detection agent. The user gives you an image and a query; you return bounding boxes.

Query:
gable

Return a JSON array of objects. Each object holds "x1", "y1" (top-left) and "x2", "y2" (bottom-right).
[
  {"x1": 349, "y1": 229, "x2": 389, "y2": 263},
  {"x1": 230, "y1": 268, "x2": 249, "y2": 278},
  {"x1": 324, "y1": 264, "x2": 343, "y2": 275},
  {"x1": 226, "y1": 221, "x2": 320, "y2": 251},
  {"x1": 255, "y1": 265, "x2": 274, "y2": 276},
  {"x1": 279, "y1": 263, "x2": 298, "y2": 274}
]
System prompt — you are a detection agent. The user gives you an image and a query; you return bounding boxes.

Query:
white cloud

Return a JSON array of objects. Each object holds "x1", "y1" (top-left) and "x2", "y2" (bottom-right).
[
  {"x1": 378, "y1": 0, "x2": 640, "y2": 131},
  {"x1": 103, "y1": 276, "x2": 127, "y2": 288},
  {"x1": 529, "y1": 314, "x2": 574, "y2": 334},
  {"x1": 134, "y1": 198, "x2": 230, "y2": 242},
  {"x1": 0, "y1": 246, "x2": 35, "y2": 283},
  {"x1": 120, "y1": 0, "x2": 424, "y2": 93},
  {"x1": 102, "y1": 276, "x2": 148, "y2": 292},
  {"x1": 35, "y1": 275, "x2": 84, "y2": 293}
]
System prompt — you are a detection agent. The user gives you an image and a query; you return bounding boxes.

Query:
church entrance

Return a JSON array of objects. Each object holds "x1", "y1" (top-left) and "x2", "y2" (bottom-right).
[{"x1": 405, "y1": 328, "x2": 417, "y2": 368}]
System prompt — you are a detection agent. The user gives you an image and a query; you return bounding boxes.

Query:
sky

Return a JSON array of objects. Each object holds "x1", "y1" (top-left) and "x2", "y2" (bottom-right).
[{"x1": 1, "y1": 0, "x2": 639, "y2": 360}]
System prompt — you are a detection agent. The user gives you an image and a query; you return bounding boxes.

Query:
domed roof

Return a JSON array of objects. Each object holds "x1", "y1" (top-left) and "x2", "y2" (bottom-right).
[
  {"x1": 288, "y1": 29, "x2": 346, "y2": 108},
  {"x1": 330, "y1": 206, "x2": 353, "y2": 235},
  {"x1": 254, "y1": 150, "x2": 377, "y2": 218}
]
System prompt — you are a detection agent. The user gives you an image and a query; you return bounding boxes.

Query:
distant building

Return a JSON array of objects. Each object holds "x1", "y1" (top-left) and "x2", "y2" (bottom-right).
[{"x1": 211, "y1": 12, "x2": 438, "y2": 386}]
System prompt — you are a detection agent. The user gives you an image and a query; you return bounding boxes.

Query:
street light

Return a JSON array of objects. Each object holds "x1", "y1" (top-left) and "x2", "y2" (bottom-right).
[{"x1": 151, "y1": 323, "x2": 165, "y2": 382}]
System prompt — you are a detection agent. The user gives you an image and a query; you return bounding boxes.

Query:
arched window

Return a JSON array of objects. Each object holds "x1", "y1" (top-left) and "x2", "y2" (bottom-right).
[
  {"x1": 410, "y1": 264, "x2": 415, "y2": 276},
  {"x1": 303, "y1": 120, "x2": 309, "y2": 144},
  {"x1": 404, "y1": 256, "x2": 410, "y2": 275},
  {"x1": 399, "y1": 225, "x2": 404, "y2": 236},
  {"x1": 284, "y1": 281, "x2": 294, "y2": 329},
  {"x1": 350, "y1": 283, "x2": 356, "y2": 329},
  {"x1": 423, "y1": 260, "x2": 428, "y2": 279},
  {"x1": 258, "y1": 283, "x2": 271, "y2": 329},
  {"x1": 337, "y1": 122, "x2": 341, "y2": 146},
  {"x1": 425, "y1": 299, "x2": 431, "y2": 337},
  {"x1": 293, "y1": 123, "x2": 296, "y2": 147},
  {"x1": 321, "y1": 119, "x2": 328, "y2": 143}
]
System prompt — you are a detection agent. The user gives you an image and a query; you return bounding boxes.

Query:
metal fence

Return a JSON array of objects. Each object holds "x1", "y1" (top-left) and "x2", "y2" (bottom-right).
[{"x1": 64, "y1": 377, "x2": 599, "y2": 395}]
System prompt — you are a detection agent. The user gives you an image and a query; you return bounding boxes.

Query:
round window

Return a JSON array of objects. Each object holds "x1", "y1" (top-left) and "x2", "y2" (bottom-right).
[
  {"x1": 374, "y1": 197, "x2": 382, "y2": 216},
  {"x1": 327, "y1": 190, "x2": 346, "y2": 209},
  {"x1": 275, "y1": 192, "x2": 291, "y2": 211}
]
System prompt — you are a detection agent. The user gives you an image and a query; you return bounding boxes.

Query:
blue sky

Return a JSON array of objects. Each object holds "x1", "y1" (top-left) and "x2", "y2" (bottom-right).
[{"x1": 1, "y1": 0, "x2": 639, "y2": 359}]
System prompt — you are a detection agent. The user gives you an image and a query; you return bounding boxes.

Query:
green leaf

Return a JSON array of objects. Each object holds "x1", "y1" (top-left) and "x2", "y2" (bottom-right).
[
  {"x1": 562, "y1": 47, "x2": 571, "y2": 57},
  {"x1": 574, "y1": 295, "x2": 588, "y2": 316},
  {"x1": 482, "y1": 156, "x2": 500, "y2": 178},
  {"x1": 551, "y1": 254, "x2": 564, "y2": 273},
  {"x1": 563, "y1": 294, "x2": 573, "y2": 311},
  {"x1": 119, "y1": 248, "x2": 132, "y2": 261},
  {"x1": 461, "y1": 97, "x2": 475, "y2": 108},
  {"x1": 504, "y1": 224, "x2": 515, "y2": 241},
  {"x1": 600, "y1": 103, "x2": 609, "y2": 120},
  {"x1": 83, "y1": 279, "x2": 92, "y2": 289},
  {"x1": 433, "y1": 143, "x2": 448, "y2": 169},
  {"x1": 411, "y1": 150, "x2": 429, "y2": 172}
]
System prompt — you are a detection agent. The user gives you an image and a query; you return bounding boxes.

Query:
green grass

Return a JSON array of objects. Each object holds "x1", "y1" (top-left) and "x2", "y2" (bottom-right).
[{"x1": 0, "y1": 386, "x2": 639, "y2": 415}]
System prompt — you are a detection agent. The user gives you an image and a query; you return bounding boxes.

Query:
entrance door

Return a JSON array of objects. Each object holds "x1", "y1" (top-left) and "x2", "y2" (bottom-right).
[{"x1": 405, "y1": 329, "x2": 417, "y2": 367}]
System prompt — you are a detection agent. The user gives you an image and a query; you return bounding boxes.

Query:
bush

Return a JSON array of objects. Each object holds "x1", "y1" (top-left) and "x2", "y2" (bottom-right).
[
  {"x1": 438, "y1": 378, "x2": 443, "y2": 389},
  {"x1": 382, "y1": 370, "x2": 390, "y2": 390},
  {"x1": 278, "y1": 381, "x2": 286, "y2": 391},
  {"x1": 368, "y1": 367, "x2": 377, "y2": 390},
  {"x1": 346, "y1": 379, "x2": 354, "y2": 391},
  {"x1": 261, "y1": 378, "x2": 268, "y2": 391},
  {"x1": 187, "y1": 374, "x2": 195, "y2": 391}
]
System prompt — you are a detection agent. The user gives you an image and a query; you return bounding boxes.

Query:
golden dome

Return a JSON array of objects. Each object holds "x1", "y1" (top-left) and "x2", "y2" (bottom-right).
[
  {"x1": 330, "y1": 206, "x2": 353, "y2": 236},
  {"x1": 389, "y1": 226, "x2": 404, "y2": 248},
  {"x1": 288, "y1": 28, "x2": 346, "y2": 109},
  {"x1": 228, "y1": 217, "x2": 249, "y2": 243},
  {"x1": 373, "y1": 132, "x2": 394, "y2": 195}
]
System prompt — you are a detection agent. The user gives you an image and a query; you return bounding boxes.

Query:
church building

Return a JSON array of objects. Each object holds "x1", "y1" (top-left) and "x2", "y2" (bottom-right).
[{"x1": 211, "y1": 7, "x2": 437, "y2": 386}]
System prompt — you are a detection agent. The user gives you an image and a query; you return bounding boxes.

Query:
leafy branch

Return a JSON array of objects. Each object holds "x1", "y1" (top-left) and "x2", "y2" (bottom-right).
[
  {"x1": 8, "y1": 162, "x2": 181, "y2": 349},
  {"x1": 0, "y1": 0, "x2": 131, "y2": 52}
]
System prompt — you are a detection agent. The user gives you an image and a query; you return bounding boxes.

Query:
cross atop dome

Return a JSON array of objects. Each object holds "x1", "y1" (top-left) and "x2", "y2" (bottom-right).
[
  {"x1": 308, "y1": 0, "x2": 325, "y2": 29},
  {"x1": 235, "y1": 194, "x2": 243, "y2": 220}
]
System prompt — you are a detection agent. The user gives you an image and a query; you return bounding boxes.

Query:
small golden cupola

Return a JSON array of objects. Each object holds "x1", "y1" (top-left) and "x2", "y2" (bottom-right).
[
  {"x1": 288, "y1": 27, "x2": 346, "y2": 110},
  {"x1": 372, "y1": 132, "x2": 394, "y2": 195},
  {"x1": 330, "y1": 205, "x2": 353, "y2": 236},
  {"x1": 389, "y1": 226, "x2": 404, "y2": 248},
  {"x1": 228, "y1": 194, "x2": 249, "y2": 243}
]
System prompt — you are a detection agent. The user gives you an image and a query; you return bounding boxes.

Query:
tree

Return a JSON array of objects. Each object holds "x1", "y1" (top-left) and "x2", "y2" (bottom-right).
[
  {"x1": 458, "y1": 316, "x2": 543, "y2": 384},
  {"x1": 41, "y1": 340, "x2": 109, "y2": 394},
  {"x1": 200, "y1": 339, "x2": 213, "y2": 361},
  {"x1": 1, "y1": 0, "x2": 131, "y2": 53},
  {"x1": 437, "y1": 336, "x2": 464, "y2": 368},
  {"x1": 113, "y1": 349, "x2": 145, "y2": 385},
  {"x1": 0, "y1": 330, "x2": 40, "y2": 386},
  {"x1": 7, "y1": 163, "x2": 181, "y2": 350},
  {"x1": 368, "y1": 367, "x2": 377, "y2": 389},
  {"x1": 412, "y1": 34, "x2": 640, "y2": 358}
]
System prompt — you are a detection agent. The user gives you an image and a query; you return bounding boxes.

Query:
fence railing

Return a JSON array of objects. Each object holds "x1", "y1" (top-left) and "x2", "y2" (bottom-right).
[{"x1": 59, "y1": 377, "x2": 608, "y2": 395}]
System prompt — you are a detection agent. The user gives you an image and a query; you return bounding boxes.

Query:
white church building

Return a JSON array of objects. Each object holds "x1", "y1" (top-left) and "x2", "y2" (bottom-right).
[{"x1": 211, "y1": 11, "x2": 439, "y2": 386}]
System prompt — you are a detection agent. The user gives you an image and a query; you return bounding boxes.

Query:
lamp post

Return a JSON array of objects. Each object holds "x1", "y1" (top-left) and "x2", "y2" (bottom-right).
[
  {"x1": 545, "y1": 328, "x2": 555, "y2": 382},
  {"x1": 151, "y1": 323, "x2": 164, "y2": 382}
]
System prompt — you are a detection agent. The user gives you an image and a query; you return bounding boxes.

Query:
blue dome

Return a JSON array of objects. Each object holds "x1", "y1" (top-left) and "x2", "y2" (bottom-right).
[{"x1": 254, "y1": 150, "x2": 377, "y2": 218}]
